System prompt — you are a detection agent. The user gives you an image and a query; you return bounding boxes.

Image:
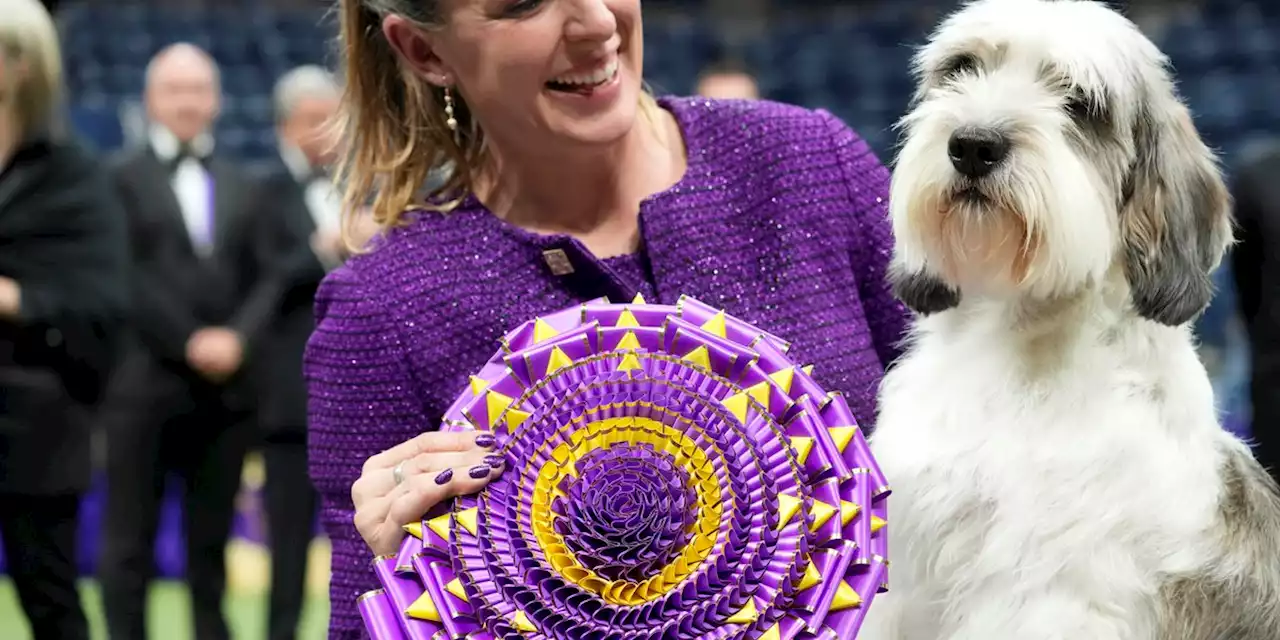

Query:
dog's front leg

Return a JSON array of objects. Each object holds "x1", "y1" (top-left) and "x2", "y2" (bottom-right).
[
  {"x1": 943, "y1": 592, "x2": 1141, "y2": 640},
  {"x1": 855, "y1": 587, "x2": 946, "y2": 640}
]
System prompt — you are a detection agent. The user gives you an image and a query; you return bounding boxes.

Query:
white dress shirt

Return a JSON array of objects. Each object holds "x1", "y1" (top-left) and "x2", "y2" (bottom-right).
[
  {"x1": 151, "y1": 126, "x2": 216, "y2": 256},
  {"x1": 279, "y1": 144, "x2": 341, "y2": 238}
]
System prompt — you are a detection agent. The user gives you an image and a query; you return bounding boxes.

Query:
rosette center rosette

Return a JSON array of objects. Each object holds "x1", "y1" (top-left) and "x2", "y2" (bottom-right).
[
  {"x1": 555, "y1": 442, "x2": 697, "y2": 582},
  {"x1": 358, "y1": 295, "x2": 891, "y2": 640}
]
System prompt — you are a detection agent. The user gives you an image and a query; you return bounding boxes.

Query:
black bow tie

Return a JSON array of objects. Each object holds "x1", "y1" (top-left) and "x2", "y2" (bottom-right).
[{"x1": 167, "y1": 143, "x2": 208, "y2": 172}]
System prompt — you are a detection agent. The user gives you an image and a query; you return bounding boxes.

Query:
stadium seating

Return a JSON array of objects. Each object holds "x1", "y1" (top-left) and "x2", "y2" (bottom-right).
[{"x1": 59, "y1": 1, "x2": 1280, "y2": 169}]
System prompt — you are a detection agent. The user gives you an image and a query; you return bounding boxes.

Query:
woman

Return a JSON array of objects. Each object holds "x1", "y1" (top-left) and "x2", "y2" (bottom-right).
[
  {"x1": 307, "y1": 1, "x2": 909, "y2": 636},
  {"x1": 0, "y1": 0, "x2": 129, "y2": 638}
]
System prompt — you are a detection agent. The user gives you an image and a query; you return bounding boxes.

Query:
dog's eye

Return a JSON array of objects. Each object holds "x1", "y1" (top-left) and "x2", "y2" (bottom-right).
[
  {"x1": 1065, "y1": 91, "x2": 1108, "y2": 124},
  {"x1": 939, "y1": 54, "x2": 979, "y2": 78},
  {"x1": 1066, "y1": 95, "x2": 1091, "y2": 119}
]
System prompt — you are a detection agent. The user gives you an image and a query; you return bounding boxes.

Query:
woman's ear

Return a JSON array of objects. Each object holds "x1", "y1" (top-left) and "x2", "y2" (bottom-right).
[{"x1": 381, "y1": 14, "x2": 452, "y2": 86}]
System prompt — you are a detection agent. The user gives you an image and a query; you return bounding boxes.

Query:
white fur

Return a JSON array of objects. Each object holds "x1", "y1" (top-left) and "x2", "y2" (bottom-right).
[{"x1": 861, "y1": 1, "x2": 1255, "y2": 638}]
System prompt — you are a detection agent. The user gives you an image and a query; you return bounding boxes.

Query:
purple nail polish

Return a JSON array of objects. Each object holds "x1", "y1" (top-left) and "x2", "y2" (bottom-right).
[
  {"x1": 474, "y1": 433, "x2": 496, "y2": 448},
  {"x1": 484, "y1": 455, "x2": 504, "y2": 468},
  {"x1": 468, "y1": 465, "x2": 490, "y2": 479},
  {"x1": 434, "y1": 469, "x2": 453, "y2": 484}
]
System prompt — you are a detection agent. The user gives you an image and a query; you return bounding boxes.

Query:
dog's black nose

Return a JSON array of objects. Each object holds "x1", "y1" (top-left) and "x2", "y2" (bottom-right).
[{"x1": 948, "y1": 128, "x2": 1009, "y2": 178}]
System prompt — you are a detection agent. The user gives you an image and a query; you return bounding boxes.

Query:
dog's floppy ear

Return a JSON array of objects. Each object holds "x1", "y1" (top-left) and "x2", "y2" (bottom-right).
[
  {"x1": 1120, "y1": 94, "x2": 1233, "y2": 326},
  {"x1": 888, "y1": 261, "x2": 961, "y2": 315}
]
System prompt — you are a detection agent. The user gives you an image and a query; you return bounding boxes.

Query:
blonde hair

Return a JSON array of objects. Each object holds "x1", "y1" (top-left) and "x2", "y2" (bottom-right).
[
  {"x1": 0, "y1": 0, "x2": 63, "y2": 136},
  {"x1": 334, "y1": 0, "x2": 662, "y2": 233}
]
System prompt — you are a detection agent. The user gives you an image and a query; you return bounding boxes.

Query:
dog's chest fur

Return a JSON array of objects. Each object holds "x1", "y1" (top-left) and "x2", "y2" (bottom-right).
[{"x1": 868, "y1": 311, "x2": 1227, "y2": 637}]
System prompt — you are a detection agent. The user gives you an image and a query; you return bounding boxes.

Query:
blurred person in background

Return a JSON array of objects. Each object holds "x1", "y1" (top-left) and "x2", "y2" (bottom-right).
[
  {"x1": 1231, "y1": 142, "x2": 1280, "y2": 487},
  {"x1": 694, "y1": 58, "x2": 760, "y2": 100},
  {"x1": 0, "y1": 0, "x2": 129, "y2": 638},
  {"x1": 97, "y1": 42, "x2": 267, "y2": 640},
  {"x1": 307, "y1": 0, "x2": 908, "y2": 636},
  {"x1": 246, "y1": 64, "x2": 345, "y2": 640}
]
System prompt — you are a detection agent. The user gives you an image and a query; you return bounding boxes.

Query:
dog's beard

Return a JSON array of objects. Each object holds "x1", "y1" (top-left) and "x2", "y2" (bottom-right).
[{"x1": 918, "y1": 178, "x2": 1040, "y2": 296}]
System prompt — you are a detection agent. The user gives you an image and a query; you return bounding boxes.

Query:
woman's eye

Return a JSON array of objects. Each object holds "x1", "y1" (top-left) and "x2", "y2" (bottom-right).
[{"x1": 502, "y1": 0, "x2": 545, "y2": 17}]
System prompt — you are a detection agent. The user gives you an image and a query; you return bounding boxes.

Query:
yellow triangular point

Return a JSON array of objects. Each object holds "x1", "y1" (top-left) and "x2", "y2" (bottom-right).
[
  {"x1": 790, "y1": 436, "x2": 814, "y2": 464},
  {"x1": 456, "y1": 508, "x2": 478, "y2": 536},
  {"x1": 512, "y1": 610, "x2": 537, "y2": 632},
  {"x1": 726, "y1": 598, "x2": 759, "y2": 624},
  {"x1": 721, "y1": 392, "x2": 750, "y2": 423},
  {"x1": 829, "y1": 426, "x2": 857, "y2": 453},
  {"x1": 840, "y1": 500, "x2": 861, "y2": 526},
  {"x1": 746, "y1": 381, "x2": 771, "y2": 411},
  {"x1": 486, "y1": 391, "x2": 514, "y2": 423},
  {"x1": 871, "y1": 515, "x2": 886, "y2": 534},
  {"x1": 533, "y1": 318, "x2": 559, "y2": 343},
  {"x1": 546, "y1": 346, "x2": 573, "y2": 374},
  {"x1": 802, "y1": 364, "x2": 814, "y2": 376},
  {"x1": 401, "y1": 521, "x2": 423, "y2": 539},
  {"x1": 446, "y1": 577, "x2": 468, "y2": 602},
  {"x1": 631, "y1": 292, "x2": 646, "y2": 304},
  {"x1": 616, "y1": 331, "x2": 641, "y2": 350},
  {"x1": 682, "y1": 345, "x2": 710, "y2": 369},
  {"x1": 405, "y1": 591, "x2": 441, "y2": 621},
  {"x1": 616, "y1": 309, "x2": 640, "y2": 328},
  {"x1": 469, "y1": 376, "x2": 487, "y2": 396},
  {"x1": 426, "y1": 513, "x2": 452, "y2": 540},
  {"x1": 760, "y1": 622, "x2": 781, "y2": 640},
  {"x1": 700, "y1": 311, "x2": 727, "y2": 337},
  {"x1": 830, "y1": 580, "x2": 863, "y2": 610},
  {"x1": 504, "y1": 407, "x2": 532, "y2": 431},
  {"x1": 810, "y1": 499, "x2": 838, "y2": 532},
  {"x1": 769, "y1": 367, "x2": 795, "y2": 393},
  {"x1": 777, "y1": 494, "x2": 802, "y2": 529},
  {"x1": 799, "y1": 561, "x2": 822, "y2": 591},
  {"x1": 617, "y1": 353, "x2": 642, "y2": 371}
]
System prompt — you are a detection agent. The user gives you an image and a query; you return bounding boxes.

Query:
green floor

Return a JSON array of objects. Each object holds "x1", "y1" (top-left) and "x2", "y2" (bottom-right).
[{"x1": 0, "y1": 580, "x2": 329, "y2": 640}]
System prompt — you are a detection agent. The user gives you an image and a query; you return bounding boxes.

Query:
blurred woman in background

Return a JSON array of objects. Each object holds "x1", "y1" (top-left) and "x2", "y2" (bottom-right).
[{"x1": 0, "y1": 0, "x2": 129, "y2": 637}]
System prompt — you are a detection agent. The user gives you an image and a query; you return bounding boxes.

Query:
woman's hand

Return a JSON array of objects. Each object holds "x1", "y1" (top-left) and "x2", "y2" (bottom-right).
[{"x1": 351, "y1": 430, "x2": 504, "y2": 556}]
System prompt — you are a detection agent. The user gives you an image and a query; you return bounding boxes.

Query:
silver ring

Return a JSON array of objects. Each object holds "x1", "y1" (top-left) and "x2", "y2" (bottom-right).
[{"x1": 392, "y1": 461, "x2": 406, "y2": 486}]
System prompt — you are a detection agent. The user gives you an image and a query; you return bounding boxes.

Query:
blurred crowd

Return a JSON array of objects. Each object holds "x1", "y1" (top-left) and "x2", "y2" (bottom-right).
[{"x1": 1, "y1": 0, "x2": 1277, "y2": 639}]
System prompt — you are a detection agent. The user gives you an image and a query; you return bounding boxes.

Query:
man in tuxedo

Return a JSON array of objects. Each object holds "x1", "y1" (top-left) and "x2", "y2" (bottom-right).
[
  {"x1": 247, "y1": 64, "x2": 344, "y2": 640},
  {"x1": 97, "y1": 43, "x2": 272, "y2": 640}
]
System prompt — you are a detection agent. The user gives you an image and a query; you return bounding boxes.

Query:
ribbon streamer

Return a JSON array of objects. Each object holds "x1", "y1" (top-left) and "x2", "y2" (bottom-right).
[{"x1": 359, "y1": 295, "x2": 890, "y2": 639}]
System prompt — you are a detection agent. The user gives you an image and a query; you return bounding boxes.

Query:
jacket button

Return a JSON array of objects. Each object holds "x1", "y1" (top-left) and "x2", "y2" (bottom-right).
[
  {"x1": 45, "y1": 328, "x2": 62, "y2": 347},
  {"x1": 542, "y1": 249, "x2": 574, "y2": 276}
]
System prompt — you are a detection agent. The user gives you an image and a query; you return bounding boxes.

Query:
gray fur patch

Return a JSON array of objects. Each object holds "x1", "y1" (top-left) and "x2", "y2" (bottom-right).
[{"x1": 1155, "y1": 445, "x2": 1280, "y2": 639}]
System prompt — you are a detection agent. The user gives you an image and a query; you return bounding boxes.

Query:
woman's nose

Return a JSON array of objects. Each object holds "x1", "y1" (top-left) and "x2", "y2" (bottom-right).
[{"x1": 564, "y1": 0, "x2": 618, "y2": 43}]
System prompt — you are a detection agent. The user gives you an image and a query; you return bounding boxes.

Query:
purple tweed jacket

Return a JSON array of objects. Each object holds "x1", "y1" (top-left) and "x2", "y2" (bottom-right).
[{"x1": 304, "y1": 96, "x2": 910, "y2": 638}]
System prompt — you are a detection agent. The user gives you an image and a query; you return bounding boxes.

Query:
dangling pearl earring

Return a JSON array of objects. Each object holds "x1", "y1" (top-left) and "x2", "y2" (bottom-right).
[{"x1": 443, "y1": 86, "x2": 460, "y2": 147}]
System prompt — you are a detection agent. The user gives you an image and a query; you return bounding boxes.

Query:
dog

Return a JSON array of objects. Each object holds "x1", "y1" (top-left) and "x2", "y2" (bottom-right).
[{"x1": 861, "y1": 1, "x2": 1280, "y2": 638}]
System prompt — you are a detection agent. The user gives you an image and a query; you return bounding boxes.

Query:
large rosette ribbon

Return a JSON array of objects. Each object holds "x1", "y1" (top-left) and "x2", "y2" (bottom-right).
[{"x1": 358, "y1": 295, "x2": 890, "y2": 639}]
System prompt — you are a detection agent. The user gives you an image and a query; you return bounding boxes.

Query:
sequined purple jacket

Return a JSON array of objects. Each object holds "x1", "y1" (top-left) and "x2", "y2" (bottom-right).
[{"x1": 304, "y1": 96, "x2": 910, "y2": 638}]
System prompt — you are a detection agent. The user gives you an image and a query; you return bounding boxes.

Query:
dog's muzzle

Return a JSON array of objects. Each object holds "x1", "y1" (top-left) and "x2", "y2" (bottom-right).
[{"x1": 948, "y1": 127, "x2": 1009, "y2": 178}]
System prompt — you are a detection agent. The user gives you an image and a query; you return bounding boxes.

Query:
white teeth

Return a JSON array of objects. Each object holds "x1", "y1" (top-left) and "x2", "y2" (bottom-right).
[{"x1": 550, "y1": 59, "x2": 619, "y2": 87}]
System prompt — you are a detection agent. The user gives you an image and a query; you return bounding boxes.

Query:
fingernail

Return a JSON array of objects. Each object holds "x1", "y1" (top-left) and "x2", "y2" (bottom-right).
[
  {"x1": 474, "y1": 433, "x2": 496, "y2": 448},
  {"x1": 484, "y1": 455, "x2": 504, "y2": 468},
  {"x1": 434, "y1": 469, "x2": 453, "y2": 484},
  {"x1": 468, "y1": 464, "x2": 490, "y2": 479}
]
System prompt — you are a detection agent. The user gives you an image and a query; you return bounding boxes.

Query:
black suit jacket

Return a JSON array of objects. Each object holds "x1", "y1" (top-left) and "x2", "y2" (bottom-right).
[
  {"x1": 107, "y1": 145, "x2": 270, "y2": 407},
  {"x1": 0, "y1": 133, "x2": 129, "y2": 494},
  {"x1": 241, "y1": 163, "x2": 333, "y2": 440}
]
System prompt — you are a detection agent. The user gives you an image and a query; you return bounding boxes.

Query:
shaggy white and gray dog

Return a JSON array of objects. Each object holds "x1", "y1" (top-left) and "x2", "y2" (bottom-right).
[{"x1": 864, "y1": 1, "x2": 1280, "y2": 638}]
